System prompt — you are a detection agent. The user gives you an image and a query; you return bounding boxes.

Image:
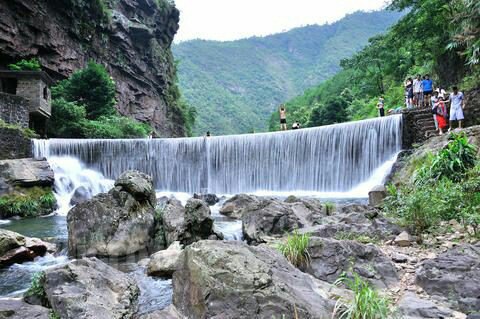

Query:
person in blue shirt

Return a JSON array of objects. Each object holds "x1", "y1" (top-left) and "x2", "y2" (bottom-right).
[
  {"x1": 447, "y1": 86, "x2": 466, "y2": 131},
  {"x1": 422, "y1": 74, "x2": 434, "y2": 108}
]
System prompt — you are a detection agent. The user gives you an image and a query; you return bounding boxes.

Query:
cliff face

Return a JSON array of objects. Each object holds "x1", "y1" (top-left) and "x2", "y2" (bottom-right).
[{"x1": 0, "y1": 0, "x2": 185, "y2": 137}]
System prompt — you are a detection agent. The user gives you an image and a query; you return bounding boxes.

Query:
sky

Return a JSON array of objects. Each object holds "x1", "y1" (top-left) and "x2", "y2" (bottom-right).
[{"x1": 174, "y1": 0, "x2": 388, "y2": 42}]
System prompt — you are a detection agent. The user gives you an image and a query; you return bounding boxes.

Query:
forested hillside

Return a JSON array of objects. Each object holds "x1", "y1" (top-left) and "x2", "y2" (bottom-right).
[
  {"x1": 270, "y1": 0, "x2": 480, "y2": 131},
  {"x1": 174, "y1": 10, "x2": 404, "y2": 135}
]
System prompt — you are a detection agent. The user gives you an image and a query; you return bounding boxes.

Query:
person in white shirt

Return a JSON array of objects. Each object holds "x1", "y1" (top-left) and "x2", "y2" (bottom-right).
[
  {"x1": 413, "y1": 74, "x2": 423, "y2": 107},
  {"x1": 447, "y1": 86, "x2": 465, "y2": 131}
]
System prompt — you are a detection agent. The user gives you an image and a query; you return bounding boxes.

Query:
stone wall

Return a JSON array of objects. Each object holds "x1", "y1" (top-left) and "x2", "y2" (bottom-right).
[
  {"x1": 0, "y1": 93, "x2": 30, "y2": 128},
  {"x1": 16, "y1": 78, "x2": 51, "y2": 116},
  {"x1": 0, "y1": 126, "x2": 32, "y2": 160}
]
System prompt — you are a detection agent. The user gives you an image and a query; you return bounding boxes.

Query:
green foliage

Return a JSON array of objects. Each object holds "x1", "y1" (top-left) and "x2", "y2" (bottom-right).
[
  {"x1": 49, "y1": 311, "x2": 61, "y2": 319},
  {"x1": 0, "y1": 119, "x2": 38, "y2": 138},
  {"x1": 384, "y1": 134, "x2": 479, "y2": 236},
  {"x1": 324, "y1": 202, "x2": 336, "y2": 216},
  {"x1": 48, "y1": 62, "x2": 151, "y2": 138},
  {"x1": 277, "y1": 230, "x2": 311, "y2": 268},
  {"x1": 8, "y1": 58, "x2": 41, "y2": 71},
  {"x1": 174, "y1": 11, "x2": 404, "y2": 135},
  {"x1": 25, "y1": 272, "x2": 48, "y2": 306},
  {"x1": 334, "y1": 232, "x2": 379, "y2": 244},
  {"x1": 334, "y1": 272, "x2": 392, "y2": 319},
  {"x1": 0, "y1": 187, "x2": 56, "y2": 219},
  {"x1": 53, "y1": 61, "x2": 116, "y2": 119},
  {"x1": 308, "y1": 97, "x2": 349, "y2": 127},
  {"x1": 415, "y1": 133, "x2": 477, "y2": 184}
]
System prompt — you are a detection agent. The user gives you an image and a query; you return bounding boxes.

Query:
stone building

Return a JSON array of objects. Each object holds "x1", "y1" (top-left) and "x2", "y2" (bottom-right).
[{"x1": 0, "y1": 70, "x2": 53, "y2": 136}]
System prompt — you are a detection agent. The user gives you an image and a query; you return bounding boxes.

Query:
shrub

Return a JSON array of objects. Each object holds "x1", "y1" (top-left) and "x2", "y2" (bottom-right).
[
  {"x1": 277, "y1": 230, "x2": 311, "y2": 268},
  {"x1": 81, "y1": 115, "x2": 151, "y2": 139},
  {"x1": 8, "y1": 58, "x2": 41, "y2": 71},
  {"x1": 334, "y1": 272, "x2": 392, "y2": 319},
  {"x1": 0, "y1": 187, "x2": 57, "y2": 218},
  {"x1": 25, "y1": 272, "x2": 48, "y2": 306},
  {"x1": 324, "y1": 202, "x2": 336, "y2": 215},
  {"x1": 48, "y1": 98, "x2": 87, "y2": 138}
]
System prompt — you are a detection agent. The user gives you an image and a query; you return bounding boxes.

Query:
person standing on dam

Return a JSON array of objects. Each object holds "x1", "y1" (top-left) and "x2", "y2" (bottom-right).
[{"x1": 279, "y1": 106, "x2": 288, "y2": 131}]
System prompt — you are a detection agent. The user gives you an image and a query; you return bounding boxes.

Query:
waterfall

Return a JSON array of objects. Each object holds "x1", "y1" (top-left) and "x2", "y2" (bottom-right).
[{"x1": 33, "y1": 115, "x2": 402, "y2": 194}]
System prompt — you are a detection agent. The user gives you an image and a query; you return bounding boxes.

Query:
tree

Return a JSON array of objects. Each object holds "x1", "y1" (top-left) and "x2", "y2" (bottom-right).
[
  {"x1": 54, "y1": 61, "x2": 116, "y2": 119},
  {"x1": 48, "y1": 98, "x2": 87, "y2": 138},
  {"x1": 308, "y1": 98, "x2": 349, "y2": 127}
]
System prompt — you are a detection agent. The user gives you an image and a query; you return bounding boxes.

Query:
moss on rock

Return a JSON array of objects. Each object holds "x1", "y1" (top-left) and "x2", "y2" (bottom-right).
[{"x1": 0, "y1": 187, "x2": 56, "y2": 219}]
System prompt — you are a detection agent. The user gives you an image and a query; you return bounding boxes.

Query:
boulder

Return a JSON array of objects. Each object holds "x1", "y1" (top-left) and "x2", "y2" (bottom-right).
[
  {"x1": 395, "y1": 231, "x2": 413, "y2": 247},
  {"x1": 241, "y1": 198, "x2": 302, "y2": 244},
  {"x1": 193, "y1": 193, "x2": 219, "y2": 206},
  {"x1": 160, "y1": 198, "x2": 218, "y2": 247},
  {"x1": 147, "y1": 242, "x2": 182, "y2": 277},
  {"x1": 219, "y1": 194, "x2": 260, "y2": 219},
  {"x1": 136, "y1": 305, "x2": 181, "y2": 319},
  {"x1": 0, "y1": 229, "x2": 25, "y2": 256},
  {"x1": 69, "y1": 186, "x2": 92, "y2": 206},
  {"x1": 173, "y1": 240, "x2": 338, "y2": 319},
  {"x1": 42, "y1": 257, "x2": 139, "y2": 319},
  {"x1": 300, "y1": 211, "x2": 401, "y2": 241},
  {"x1": 67, "y1": 170, "x2": 156, "y2": 258},
  {"x1": 0, "y1": 229, "x2": 54, "y2": 267},
  {"x1": 397, "y1": 292, "x2": 458, "y2": 319},
  {"x1": 0, "y1": 298, "x2": 50, "y2": 319},
  {"x1": 306, "y1": 237, "x2": 398, "y2": 288},
  {"x1": 0, "y1": 158, "x2": 54, "y2": 188},
  {"x1": 415, "y1": 244, "x2": 480, "y2": 313},
  {"x1": 368, "y1": 185, "x2": 387, "y2": 207}
]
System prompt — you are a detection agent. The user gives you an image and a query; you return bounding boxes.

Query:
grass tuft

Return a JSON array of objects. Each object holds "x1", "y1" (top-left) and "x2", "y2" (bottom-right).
[{"x1": 277, "y1": 230, "x2": 311, "y2": 268}]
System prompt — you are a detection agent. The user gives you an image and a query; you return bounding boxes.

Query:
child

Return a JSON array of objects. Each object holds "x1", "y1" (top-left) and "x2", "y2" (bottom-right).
[{"x1": 434, "y1": 97, "x2": 448, "y2": 135}]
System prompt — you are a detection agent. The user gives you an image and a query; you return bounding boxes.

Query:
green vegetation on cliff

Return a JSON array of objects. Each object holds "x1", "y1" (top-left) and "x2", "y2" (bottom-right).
[
  {"x1": 0, "y1": 187, "x2": 56, "y2": 219},
  {"x1": 174, "y1": 10, "x2": 404, "y2": 135},
  {"x1": 48, "y1": 62, "x2": 151, "y2": 138},
  {"x1": 271, "y1": 0, "x2": 480, "y2": 131},
  {"x1": 385, "y1": 133, "x2": 480, "y2": 237}
]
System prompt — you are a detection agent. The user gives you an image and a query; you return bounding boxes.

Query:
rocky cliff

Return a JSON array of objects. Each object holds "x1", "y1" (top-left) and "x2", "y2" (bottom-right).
[{"x1": 0, "y1": 0, "x2": 185, "y2": 137}]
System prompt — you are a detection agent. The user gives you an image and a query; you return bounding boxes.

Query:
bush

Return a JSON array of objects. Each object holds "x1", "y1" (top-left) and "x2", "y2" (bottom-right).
[
  {"x1": 324, "y1": 202, "x2": 336, "y2": 215},
  {"x1": 334, "y1": 272, "x2": 392, "y2": 319},
  {"x1": 53, "y1": 61, "x2": 116, "y2": 119},
  {"x1": 0, "y1": 187, "x2": 57, "y2": 218},
  {"x1": 277, "y1": 230, "x2": 311, "y2": 268},
  {"x1": 48, "y1": 98, "x2": 87, "y2": 138},
  {"x1": 8, "y1": 58, "x2": 41, "y2": 71},
  {"x1": 81, "y1": 115, "x2": 151, "y2": 138},
  {"x1": 25, "y1": 272, "x2": 48, "y2": 306}
]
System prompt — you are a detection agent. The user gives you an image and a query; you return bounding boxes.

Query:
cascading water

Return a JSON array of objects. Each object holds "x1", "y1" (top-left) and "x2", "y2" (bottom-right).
[{"x1": 33, "y1": 115, "x2": 402, "y2": 195}]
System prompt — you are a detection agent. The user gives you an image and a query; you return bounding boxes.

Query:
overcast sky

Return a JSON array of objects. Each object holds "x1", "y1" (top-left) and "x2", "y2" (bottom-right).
[{"x1": 174, "y1": 0, "x2": 388, "y2": 42}]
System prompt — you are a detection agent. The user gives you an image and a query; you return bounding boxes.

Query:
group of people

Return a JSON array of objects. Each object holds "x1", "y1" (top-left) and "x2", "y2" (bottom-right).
[
  {"x1": 279, "y1": 106, "x2": 301, "y2": 131},
  {"x1": 405, "y1": 74, "x2": 435, "y2": 109},
  {"x1": 431, "y1": 86, "x2": 466, "y2": 135}
]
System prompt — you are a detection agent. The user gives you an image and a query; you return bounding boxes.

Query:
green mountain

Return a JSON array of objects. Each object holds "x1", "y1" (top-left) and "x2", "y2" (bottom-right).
[{"x1": 173, "y1": 10, "x2": 404, "y2": 135}]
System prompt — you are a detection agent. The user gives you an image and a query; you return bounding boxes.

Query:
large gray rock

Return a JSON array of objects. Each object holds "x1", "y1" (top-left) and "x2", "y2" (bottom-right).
[
  {"x1": 416, "y1": 244, "x2": 480, "y2": 313},
  {"x1": 0, "y1": 229, "x2": 54, "y2": 268},
  {"x1": 147, "y1": 242, "x2": 182, "y2": 277},
  {"x1": 368, "y1": 185, "x2": 387, "y2": 207},
  {"x1": 193, "y1": 193, "x2": 219, "y2": 206},
  {"x1": 42, "y1": 258, "x2": 139, "y2": 319},
  {"x1": 160, "y1": 198, "x2": 218, "y2": 247},
  {"x1": 173, "y1": 240, "x2": 339, "y2": 319},
  {"x1": 242, "y1": 198, "x2": 303, "y2": 244},
  {"x1": 136, "y1": 305, "x2": 181, "y2": 319},
  {"x1": 219, "y1": 194, "x2": 260, "y2": 219},
  {"x1": 0, "y1": 158, "x2": 54, "y2": 188},
  {"x1": 306, "y1": 237, "x2": 398, "y2": 289},
  {"x1": 397, "y1": 292, "x2": 457, "y2": 319},
  {"x1": 67, "y1": 170, "x2": 156, "y2": 258},
  {"x1": 0, "y1": 298, "x2": 50, "y2": 319}
]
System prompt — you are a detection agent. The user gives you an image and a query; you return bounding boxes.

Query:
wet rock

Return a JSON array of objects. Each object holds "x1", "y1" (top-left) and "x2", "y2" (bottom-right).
[
  {"x1": 173, "y1": 240, "x2": 337, "y2": 319},
  {"x1": 395, "y1": 231, "x2": 413, "y2": 247},
  {"x1": 242, "y1": 198, "x2": 302, "y2": 244},
  {"x1": 193, "y1": 193, "x2": 219, "y2": 206},
  {"x1": 68, "y1": 170, "x2": 156, "y2": 258},
  {"x1": 368, "y1": 185, "x2": 387, "y2": 207},
  {"x1": 306, "y1": 237, "x2": 398, "y2": 289},
  {"x1": 0, "y1": 229, "x2": 54, "y2": 267},
  {"x1": 136, "y1": 305, "x2": 181, "y2": 319},
  {"x1": 0, "y1": 158, "x2": 54, "y2": 188},
  {"x1": 69, "y1": 186, "x2": 92, "y2": 206},
  {"x1": 415, "y1": 243, "x2": 480, "y2": 313},
  {"x1": 0, "y1": 298, "x2": 50, "y2": 319},
  {"x1": 160, "y1": 198, "x2": 219, "y2": 247},
  {"x1": 219, "y1": 194, "x2": 260, "y2": 219},
  {"x1": 397, "y1": 292, "x2": 456, "y2": 319},
  {"x1": 43, "y1": 257, "x2": 139, "y2": 319},
  {"x1": 147, "y1": 242, "x2": 182, "y2": 277}
]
